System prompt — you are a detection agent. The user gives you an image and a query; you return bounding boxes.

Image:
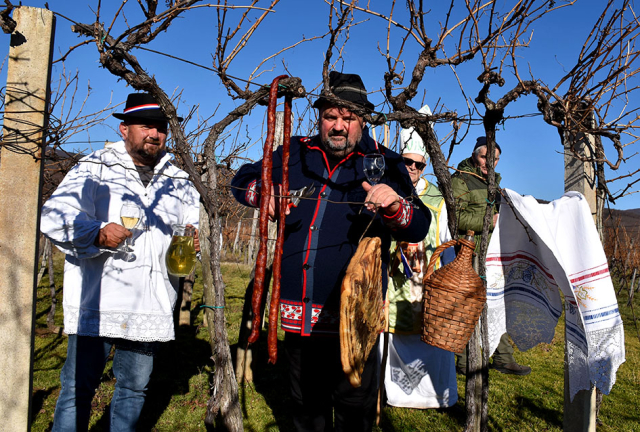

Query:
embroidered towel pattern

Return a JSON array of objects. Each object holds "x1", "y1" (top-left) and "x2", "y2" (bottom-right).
[{"x1": 486, "y1": 189, "x2": 625, "y2": 400}]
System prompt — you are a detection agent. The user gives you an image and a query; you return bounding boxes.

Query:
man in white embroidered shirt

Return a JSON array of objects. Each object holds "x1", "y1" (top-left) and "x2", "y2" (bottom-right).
[{"x1": 40, "y1": 93, "x2": 200, "y2": 431}]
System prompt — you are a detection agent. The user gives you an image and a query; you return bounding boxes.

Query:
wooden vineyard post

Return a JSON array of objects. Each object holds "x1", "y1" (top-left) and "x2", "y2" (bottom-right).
[
  {"x1": 0, "y1": 6, "x2": 55, "y2": 429},
  {"x1": 464, "y1": 255, "x2": 483, "y2": 432}
]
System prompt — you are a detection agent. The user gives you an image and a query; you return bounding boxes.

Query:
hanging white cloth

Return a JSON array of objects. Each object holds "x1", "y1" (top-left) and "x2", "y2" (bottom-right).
[
  {"x1": 381, "y1": 333, "x2": 458, "y2": 408},
  {"x1": 486, "y1": 189, "x2": 625, "y2": 400}
]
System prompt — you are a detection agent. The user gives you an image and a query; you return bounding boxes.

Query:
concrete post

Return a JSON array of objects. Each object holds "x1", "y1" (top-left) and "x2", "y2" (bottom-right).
[
  {"x1": 563, "y1": 128, "x2": 597, "y2": 432},
  {"x1": 563, "y1": 131, "x2": 597, "y2": 220},
  {"x1": 0, "y1": 6, "x2": 55, "y2": 430}
]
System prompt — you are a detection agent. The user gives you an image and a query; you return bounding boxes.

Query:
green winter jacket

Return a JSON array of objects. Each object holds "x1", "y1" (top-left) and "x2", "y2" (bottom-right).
[{"x1": 451, "y1": 157, "x2": 501, "y2": 250}]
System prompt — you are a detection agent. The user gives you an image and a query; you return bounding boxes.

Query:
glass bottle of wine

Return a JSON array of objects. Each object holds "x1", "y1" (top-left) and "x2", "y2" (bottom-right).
[{"x1": 166, "y1": 224, "x2": 197, "y2": 277}]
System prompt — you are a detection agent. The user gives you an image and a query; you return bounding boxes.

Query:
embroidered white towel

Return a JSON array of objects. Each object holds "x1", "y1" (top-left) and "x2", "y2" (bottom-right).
[
  {"x1": 381, "y1": 333, "x2": 458, "y2": 409},
  {"x1": 486, "y1": 189, "x2": 625, "y2": 400}
]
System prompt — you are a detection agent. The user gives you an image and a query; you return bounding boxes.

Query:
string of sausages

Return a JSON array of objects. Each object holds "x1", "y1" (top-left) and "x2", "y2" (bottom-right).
[
  {"x1": 248, "y1": 75, "x2": 291, "y2": 365},
  {"x1": 268, "y1": 94, "x2": 292, "y2": 364}
]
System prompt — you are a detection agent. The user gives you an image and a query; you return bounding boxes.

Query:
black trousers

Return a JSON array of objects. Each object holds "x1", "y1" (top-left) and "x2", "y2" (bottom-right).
[{"x1": 284, "y1": 332, "x2": 379, "y2": 432}]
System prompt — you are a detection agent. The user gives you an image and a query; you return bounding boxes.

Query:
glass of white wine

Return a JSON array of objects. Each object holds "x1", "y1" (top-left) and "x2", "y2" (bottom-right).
[
  {"x1": 165, "y1": 224, "x2": 197, "y2": 277},
  {"x1": 119, "y1": 202, "x2": 142, "y2": 258}
]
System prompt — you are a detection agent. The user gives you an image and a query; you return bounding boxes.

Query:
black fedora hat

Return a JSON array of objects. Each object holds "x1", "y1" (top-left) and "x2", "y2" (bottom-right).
[
  {"x1": 113, "y1": 93, "x2": 183, "y2": 122},
  {"x1": 313, "y1": 71, "x2": 375, "y2": 111}
]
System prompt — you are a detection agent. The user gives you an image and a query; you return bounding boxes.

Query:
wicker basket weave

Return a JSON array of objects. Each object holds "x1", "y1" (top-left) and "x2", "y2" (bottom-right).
[{"x1": 421, "y1": 230, "x2": 486, "y2": 353}]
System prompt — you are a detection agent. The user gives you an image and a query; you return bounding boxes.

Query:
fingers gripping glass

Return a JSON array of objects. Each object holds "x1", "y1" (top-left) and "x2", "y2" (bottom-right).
[
  {"x1": 363, "y1": 154, "x2": 386, "y2": 185},
  {"x1": 119, "y1": 202, "x2": 142, "y2": 258},
  {"x1": 402, "y1": 157, "x2": 426, "y2": 171}
]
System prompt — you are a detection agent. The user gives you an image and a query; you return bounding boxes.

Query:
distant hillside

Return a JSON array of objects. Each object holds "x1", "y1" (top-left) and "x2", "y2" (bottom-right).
[
  {"x1": 533, "y1": 197, "x2": 638, "y2": 238},
  {"x1": 604, "y1": 207, "x2": 640, "y2": 238}
]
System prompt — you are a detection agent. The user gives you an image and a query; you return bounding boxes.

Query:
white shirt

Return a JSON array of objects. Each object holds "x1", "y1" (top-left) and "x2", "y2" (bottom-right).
[{"x1": 40, "y1": 141, "x2": 200, "y2": 342}]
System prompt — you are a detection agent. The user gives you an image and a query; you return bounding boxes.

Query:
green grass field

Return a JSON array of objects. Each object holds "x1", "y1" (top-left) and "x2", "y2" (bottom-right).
[{"x1": 30, "y1": 253, "x2": 639, "y2": 431}]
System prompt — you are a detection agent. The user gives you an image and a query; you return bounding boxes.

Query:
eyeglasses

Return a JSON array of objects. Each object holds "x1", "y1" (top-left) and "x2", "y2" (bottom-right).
[{"x1": 402, "y1": 157, "x2": 426, "y2": 171}]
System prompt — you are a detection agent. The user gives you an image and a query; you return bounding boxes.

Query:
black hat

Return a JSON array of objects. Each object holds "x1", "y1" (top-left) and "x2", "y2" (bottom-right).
[
  {"x1": 474, "y1": 136, "x2": 501, "y2": 154},
  {"x1": 313, "y1": 71, "x2": 375, "y2": 111},
  {"x1": 113, "y1": 93, "x2": 182, "y2": 122}
]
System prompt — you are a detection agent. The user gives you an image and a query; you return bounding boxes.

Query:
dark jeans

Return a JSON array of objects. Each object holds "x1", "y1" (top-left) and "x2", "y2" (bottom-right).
[
  {"x1": 52, "y1": 334, "x2": 156, "y2": 432},
  {"x1": 284, "y1": 333, "x2": 379, "y2": 432}
]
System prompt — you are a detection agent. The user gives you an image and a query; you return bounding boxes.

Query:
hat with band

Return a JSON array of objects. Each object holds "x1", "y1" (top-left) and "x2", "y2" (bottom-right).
[
  {"x1": 113, "y1": 93, "x2": 183, "y2": 122},
  {"x1": 313, "y1": 71, "x2": 375, "y2": 111},
  {"x1": 400, "y1": 104, "x2": 432, "y2": 159}
]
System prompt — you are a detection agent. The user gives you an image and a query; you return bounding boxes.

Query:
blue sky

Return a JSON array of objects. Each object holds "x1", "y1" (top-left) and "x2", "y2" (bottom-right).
[{"x1": 1, "y1": 0, "x2": 638, "y2": 210}]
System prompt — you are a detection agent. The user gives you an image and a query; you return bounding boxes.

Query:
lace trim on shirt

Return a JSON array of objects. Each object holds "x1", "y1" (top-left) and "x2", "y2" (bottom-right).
[{"x1": 63, "y1": 305, "x2": 175, "y2": 342}]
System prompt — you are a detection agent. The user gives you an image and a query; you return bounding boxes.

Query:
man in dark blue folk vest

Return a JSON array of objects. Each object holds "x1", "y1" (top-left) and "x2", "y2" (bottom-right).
[{"x1": 231, "y1": 72, "x2": 431, "y2": 431}]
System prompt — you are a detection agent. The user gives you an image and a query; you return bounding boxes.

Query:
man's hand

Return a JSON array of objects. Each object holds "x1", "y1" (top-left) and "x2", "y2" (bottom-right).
[
  {"x1": 362, "y1": 181, "x2": 401, "y2": 215},
  {"x1": 267, "y1": 184, "x2": 291, "y2": 222},
  {"x1": 95, "y1": 222, "x2": 131, "y2": 248},
  {"x1": 493, "y1": 213, "x2": 499, "y2": 227},
  {"x1": 186, "y1": 224, "x2": 201, "y2": 253}
]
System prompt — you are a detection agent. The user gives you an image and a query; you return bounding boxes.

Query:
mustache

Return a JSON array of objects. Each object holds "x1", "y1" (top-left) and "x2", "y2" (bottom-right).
[
  {"x1": 144, "y1": 139, "x2": 161, "y2": 144},
  {"x1": 328, "y1": 131, "x2": 348, "y2": 138}
]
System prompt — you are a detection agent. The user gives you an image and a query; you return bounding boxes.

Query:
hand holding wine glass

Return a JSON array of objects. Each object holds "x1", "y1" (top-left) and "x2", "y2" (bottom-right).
[
  {"x1": 361, "y1": 154, "x2": 402, "y2": 215},
  {"x1": 119, "y1": 202, "x2": 142, "y2": 254}
]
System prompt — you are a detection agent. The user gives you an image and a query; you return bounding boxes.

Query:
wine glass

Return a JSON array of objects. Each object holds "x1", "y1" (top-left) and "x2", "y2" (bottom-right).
[
  {"x1": 363, "y1": 154, "x2": 385, "y2": 185},
  {"x1": 119, "y1": 202, "x2": 142, "y2": 258}
]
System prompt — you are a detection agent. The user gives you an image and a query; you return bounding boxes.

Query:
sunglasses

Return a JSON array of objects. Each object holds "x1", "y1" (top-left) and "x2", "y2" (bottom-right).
[{"x1": 403, "y1": 157, "x2": 426, "y2": 171}]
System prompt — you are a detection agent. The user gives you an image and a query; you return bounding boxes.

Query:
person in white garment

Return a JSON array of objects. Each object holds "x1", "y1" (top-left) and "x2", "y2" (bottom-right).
[
  {"x1": 40, "y1": 93, "x2": 200, "y2": 431},
  {"x1": 381, "y1": 105, "x2": 458, "y2": 409}
]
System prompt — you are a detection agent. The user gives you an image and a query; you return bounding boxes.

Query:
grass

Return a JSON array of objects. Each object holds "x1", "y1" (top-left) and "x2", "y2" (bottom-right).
[{"x1": 30, "y1": 251, "x2": 640, "y2": 431}]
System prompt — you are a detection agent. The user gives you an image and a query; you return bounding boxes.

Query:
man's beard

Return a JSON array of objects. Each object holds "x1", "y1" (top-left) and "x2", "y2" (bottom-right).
[
  {"x1": 137, "y1": 140, "x2": 164, "y2": 165},
  {"x1": 321, "y1": 130, "x2": 362, "y2": 159}
]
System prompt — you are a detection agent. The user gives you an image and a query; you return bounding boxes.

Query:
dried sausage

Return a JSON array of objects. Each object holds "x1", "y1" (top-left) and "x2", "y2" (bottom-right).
[
  {"x1": 268, "y1": 94, "x2": 292, "y2": 363},
  {"x1": 248, "y1": 75, "x2": 289, "y2": 345}
]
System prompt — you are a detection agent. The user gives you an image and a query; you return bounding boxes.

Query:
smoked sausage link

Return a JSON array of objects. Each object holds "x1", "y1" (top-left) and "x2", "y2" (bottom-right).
[
  {"x1": 267, "y1": 94, "x2": 292, "y2": 363},
  {"x1": 248, "y1": 75, "x2": 289, "y2": 346}
]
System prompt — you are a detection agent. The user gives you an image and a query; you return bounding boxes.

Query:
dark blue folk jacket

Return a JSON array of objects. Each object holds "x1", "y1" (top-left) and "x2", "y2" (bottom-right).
[{"x1": 231, "y1": 128, "x2": 431, "y2": 336}]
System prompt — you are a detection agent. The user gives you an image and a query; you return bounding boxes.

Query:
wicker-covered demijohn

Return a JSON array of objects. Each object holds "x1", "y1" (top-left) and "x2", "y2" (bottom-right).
[
  {"x1": 421, "y1": 230, "x2": 486, "y2": 353},
  {"x1": 340, "y1": 237, "x2": 385, "y2": 388}
]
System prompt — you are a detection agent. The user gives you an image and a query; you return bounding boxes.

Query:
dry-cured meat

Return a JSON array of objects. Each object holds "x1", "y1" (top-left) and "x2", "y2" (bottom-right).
[
  {"x1": 340, "y1": 237, "x2": 385, "y2": 387},
  {"x1": 267, "y1": 94, "x2": 292, "y2": 363},
  {"x1": 248, "y1": 75, "x2": 289, "y2": 345}
]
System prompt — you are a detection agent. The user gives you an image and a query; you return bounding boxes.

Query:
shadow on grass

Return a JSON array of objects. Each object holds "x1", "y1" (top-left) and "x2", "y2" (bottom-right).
[
  {"x1": 31, "y1": 388, "x2": 55, "y2": 427},
  {"x1": 33, "y1": 332, "x2": 67, "y2": 369},
  {"x1": 232, "y1": 336, "x2": 295, "y2": 432},
  {"x1": 509, "y1": 395, "x2": 563, "y2": 429},
  {"x1": 377, "y1": 400, "x2": 467, "y2": 431},
  {"x1": 230, "y1": 277, "x2": 295, "y2": 431}
]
